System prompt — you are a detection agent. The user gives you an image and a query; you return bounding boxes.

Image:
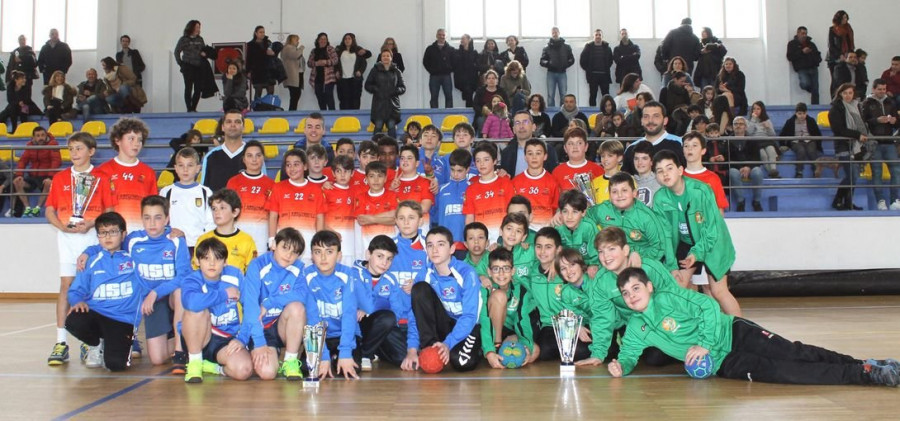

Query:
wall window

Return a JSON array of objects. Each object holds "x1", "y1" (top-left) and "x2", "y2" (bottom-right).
[
  {"x1": 619, "y1": 0, "x2": 760, "y2": 39},
  {"x1": 1, "y1": 0, "x2": 98, "y2": 52},
  {"x1": 448, "y1": 0, "x2": 591, "y2": 39}
]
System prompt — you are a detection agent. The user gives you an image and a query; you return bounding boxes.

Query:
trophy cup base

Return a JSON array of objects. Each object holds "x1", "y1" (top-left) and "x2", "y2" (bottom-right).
[
  {"x1": 67, "y1": 216, "x2": 85, "y2": 229},
  {"x1": 559, "y1": 364, "x2": 576, "y2": 378},
  {"x1": 302, "y1": 379, "x2": 320, "y2": 389}
]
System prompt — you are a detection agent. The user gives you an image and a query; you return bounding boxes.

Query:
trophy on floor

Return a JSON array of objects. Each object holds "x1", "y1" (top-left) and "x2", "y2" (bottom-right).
[
  {"x1": 552, "y1": 309, "x2": 583, "y2": 377},
  {"x1": 68, "y1": 172, "x2": 99, "y2": 229},
  {"x1": 303, "y1": 321, "x2": 328, "y2": 389}
]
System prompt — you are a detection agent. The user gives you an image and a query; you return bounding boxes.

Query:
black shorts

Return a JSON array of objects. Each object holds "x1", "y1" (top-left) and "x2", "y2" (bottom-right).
[
  {"x1": 143, "y1": 298, "x2": 174, "y2": 339},
  {"x1": 676, "y1": 241, "x2": 730, "y2": 281},
  {"x1": 180, "y1": 332, "x2": 233, "y2": 364},
  {"x1": 262, "y1": 319, "x2": 285, "y2": 349},
  {"x1": 23, "y1": 176, "x2": 51, "y2": 190}
]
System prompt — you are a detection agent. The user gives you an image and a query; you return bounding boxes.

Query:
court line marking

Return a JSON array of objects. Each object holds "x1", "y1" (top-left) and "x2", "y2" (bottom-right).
[
  {"x1": 748, "y1": 305, "x2": 900, "y2": 311},
  {"x1": 0, "y1": 323, "x2": 56, "y2": 337},
  {"x1": 50, "y1": 368, "x2": 170, "y2": 421}
]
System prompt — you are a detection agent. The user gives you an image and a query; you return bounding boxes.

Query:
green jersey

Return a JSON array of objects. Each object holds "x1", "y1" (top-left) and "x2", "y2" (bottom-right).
[
  {"x1": 479, "y1": 282, "x2": 536, "y2": 354},
  {"x1": 464, "y1": 252, "x2": 489, "y2": 279},
  {"x1": 585, "y1": 200, "x2": 678, "y2": 271},
  {"x1": 523, "y1": 264, "x2": 591, "y2": 328},
  {"x1": 511, "y1": 244, "x2": 537, "y2": 286},
  {"x1": 585, "y1": 259, "x2": 679, "y2": 360},
  {"x1": 556, "y1": 220, "x2": 600, "y2": 266},
  {"x1": 618, "y1": 286, "x2": 734, "y2": 376}
]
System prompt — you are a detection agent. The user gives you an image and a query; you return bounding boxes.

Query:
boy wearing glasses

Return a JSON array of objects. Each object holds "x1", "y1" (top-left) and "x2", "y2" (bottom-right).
[{"x1": 479, "y1": 248, "x2": 538, "y2": 369}]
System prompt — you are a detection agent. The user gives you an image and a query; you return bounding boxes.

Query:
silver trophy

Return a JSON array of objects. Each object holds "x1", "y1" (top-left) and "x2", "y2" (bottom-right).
[
  {"x1": 552, "y1": 309, "x2": 583, "y2": 377},
  {"x1": 568, "y1": 173, "x2": 595, "y2": 207},
  {"x1": 302, "y1": 321, "x2": 328, "y2": 389},
  {"x1": 68, "y1": 172, "x2": 99, "y2": 228}
]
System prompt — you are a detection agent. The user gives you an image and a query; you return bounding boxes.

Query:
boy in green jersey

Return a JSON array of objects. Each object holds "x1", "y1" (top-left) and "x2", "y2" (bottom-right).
[
  {"x1": 462, "y1": 222, "x2": 490, "y2": 287},
  {"x1": 499, "y1": 212, "x2": 536, "y2": 285},
  {"x1": 480, "y1": 248, "x2": 538, "y2": 369},
  {"x1": 555, "y1": 190, "x2": 600, "y2": 278}
]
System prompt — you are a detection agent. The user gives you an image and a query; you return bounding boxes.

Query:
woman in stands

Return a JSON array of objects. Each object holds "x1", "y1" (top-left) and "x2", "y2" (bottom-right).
[
  {"x1": 614, "y1": 73, "x2": 652, "y2": 112},
  {"x1": 715, "y1": 57, "x2": 748, "y2": 115},
  {"x1": 527, "y1": 93, "x2": 552, "y2": 138},
  {"x1": 334, "y1": 33, "x2": 371, "y2": 110},
  {"x1": 307, "y1": 32, "x2": 338, "y2": 111},
  {"x1": 42, "y1": 71, "x2": 77, "y2": 123},
  {"x1": 471, "y1": 70, "x2": 508, "y2": 134},
  {"x1": 174, "y1": 20, "x2": 207, "y2": 112},
  {"x1": 100, "y1": 57, "x2": 138, "y2": 113},
  {"x1": 281, "y1": 34, "x2": 305, "y2": 111},
  {"x1": 478, "y1": 39, "x2": 503, "y2": 80},
  {"x1": 454, "y1": 34, "x2": 479, "y2": 108},
  {"x1": 662, "y1": 56, "x2": 693, "y2": 87},
  {"x1": 365, "y1": 49, "x2": 406, "y2": 138},
  {"x1": 0, "y1": 71, "x2": 42, "y2": 132},
  {"x1": 245, "y1": 25, "x2": 276, "y2": 101},
  {"x1": 748, "y1": 101, "x2": 779, "y2": 178},
  {"x1": 381, "y1": 38, "x2": 404, "y2": 73},
  {"x1": 221, "y1": 59, "x2": 248, "y2": 111},
  {"x1": 499, "y1": 60, "x2": 531, "y2": 114},
  {"x1": 694, "y1": 28, "x2": 727, "y2": 89},
  {"x1": 499, "y1": 35, "x2": 529, "y2": 71},
  {"x1": 711, "y1": 94, "x2": 735, "y2": 135},
  {"x1": 828, "y1": 83, "x2": 867, "y2": 211},
  {"x1": 591, "y1": 95, "x2": 617, "y2": 137},
  {"x1": 826, "y1": 10, "x2": 854, "y2": 90}
]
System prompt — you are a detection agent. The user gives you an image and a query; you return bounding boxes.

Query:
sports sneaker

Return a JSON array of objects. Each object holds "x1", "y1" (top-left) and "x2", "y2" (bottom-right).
[
  {"x1": 85, "y1": 345, "x2": 103, "y2": 368},
  {"x1": 867, "y1": 358, "x2": 900, "y2": 372},
  {"x1": 877, "y1": 200, "x2": 888, "y2": 211},
  {"x1": 47, "y1": 342, "x2": 69, "y2": 366},
  {"x1": 22, "y1": 207, "x2": 33, "y2": 218},
  {"x1": 29, "y1": 206, "x2": 40, "y2": 217},
  {"x1": 184, "y1": 360, "x2": 203, "y2": 383},
  {"x1": 281, "y1": 359, "x2": 303, "y2": 381},
  {"x1": 202, "y1": 360, "x2": 222, "y2": 375},
  {"x1": 865, "y1": 363, "x2": 899, "y2": 387},
  {"x1": 80, "y1": 343, "x2": 90, "y2": 362},
  {"x1": 131, "y1": 338, "x2": 143, "y2": 359},
  {"x1": 3, "y1": 208, "x2": 11, "y2": 218},
  {"x1": 752, "y1": 201, "x2": 763, "y2": 212},
  {"x1": 361, "y1": 357, "x2": 373, "y2": 372},
  {"x1": 890, "y1": 200, "x2": 900, "y2": 211},
  {"x1": 171, "y1": 350, "x2": 187, "y2": 374}
]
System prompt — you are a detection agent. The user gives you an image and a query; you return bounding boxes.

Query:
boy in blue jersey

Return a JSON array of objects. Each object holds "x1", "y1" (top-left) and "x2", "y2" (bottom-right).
[
  {"x1": 389, "y1": 201, "x2": 428, "y2": 288},
  {"x1": 302, "y1": 230, "x2": 362, "y2": 380},
  {"x1": 65, "y1": 212, "x2": 146, "y2": 371},
  {"x1": 354, "y1": 235, "x2": 412, "y2": 371},
  {"x1": 407, "y1": 227, "x2": 482, "y2": 372},
  {"x1": 418, "y1": 124, "x2": 446, "y2": 185},
  {"x1": 436, "y1": 148, "x2": 472, "y2": 247},
  {"x1": 241, "y1": 227, "x2": 308, "y2": 381},
  {"x1": 440, "y1": 123, "x2": 479, "y2": 180},
  {"x1": 180, "y1": 238, "x2": 254, "y2": 383}
]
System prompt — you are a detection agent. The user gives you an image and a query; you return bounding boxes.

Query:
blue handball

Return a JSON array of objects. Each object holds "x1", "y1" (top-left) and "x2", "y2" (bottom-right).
[
  {"x1": 498, "y1": 340, "x2": 528, "y2": 368},
  {"x1": 684, "y1": 354, "x2": 714, "y2": 379}
]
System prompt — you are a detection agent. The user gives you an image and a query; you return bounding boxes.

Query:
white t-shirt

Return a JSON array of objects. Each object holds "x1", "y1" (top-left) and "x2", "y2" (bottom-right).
[{"x1": 159, "y1": 182, "x2": 215, "y2": 247}]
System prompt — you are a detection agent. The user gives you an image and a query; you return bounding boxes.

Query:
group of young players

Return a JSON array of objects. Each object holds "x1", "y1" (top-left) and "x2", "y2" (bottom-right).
[{"x1": 43, "y1": 109, "x2": 899, "y2": 387}]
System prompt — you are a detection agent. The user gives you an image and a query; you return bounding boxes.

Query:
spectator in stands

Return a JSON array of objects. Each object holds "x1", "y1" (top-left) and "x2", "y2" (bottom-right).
[
  {"x1": 613, "y1": 29, "x2": 641, "y2": 85},
  {"x1": 500, "y1": 111, "x2": 560, "y2": 177},
  {"x1": 779, "y1": 102, "x2": 822, "y2": 178},
  {"x1": 0, "y1": 71, "x2": 42, "y2": 132},
  {"x1": 294, "y1": 112, "x2": 334, "y2": 165},
  {"x1": 453, "y1": 34, "x2": 479, "y2": 108},
  {"x1": 37, "y1": 29, "x2": 72, "y2": 86},
  {"x1": 12, "y1": 126, "x2": 60, "y2": 217},
  {"x1": 592, "y1": 95, "x2": 617, "y2": 137},
  {"x1": 478, "y1": 39, "x2": 503, "y2": 80},
  {"x1": 580, "y1": 29, "x2": 614, "y2": 106},
  {"x1": 365, "y1": 49, "x2": 406, "y2": 138},
  {"x1": 6, "y1": 35, "x2": 38, "y2": 96},
  {"x1": 862, "y1": 79, "x2": 900, "y2": 210},
  {"x1": 747, "y1": 101, "x2": 779, "y2": 178},
  {"x1": 621, "y1": 101, "x2": 685, "y2": 176},
  {"x1": 499, "y1": 35, "x2": 529, "y2": 71},
  {"x1": 116, "y1": 35, "x2": 145, "y2": 86},
  {"x1": 472, "y1": 70, "x2": 508, "y2": 133},
  {"x1": 481, "y1": 99, "x2": 513, "y2": 140},
  {"x1": 499, "y1": 60, "x2": 530, "y2": 114},
  {"x1": 174, "y1": 20, "x2": 207, "y2": 112},
  {"x1": 201, "y1": 110, "x2": 250, "y2": 192},
  {"x1": 880, "y1": 56, "x2": 900, "y2": 109},
  {"x1": 615, "y1": 73, "x2": 652, "y2": 112},
  {"x1": 694, "y1": 28, "x2": 727, "y2": 89},
  {"x1": 246, "y1": 26, "x2": 277, "y2": 101},
  {"x1": 381, "y1": 37, "x2": 404, "y2": 72},
  {"x1": 527, "y1": 93, "x2": 552, "y2": 138},
  {"x1": 335, "y1": 32, "x2": 371, "y2": 110},
  {"x1": 75, "y1": 68, "x2": 108, "y2": 122},
  {"x1": 786, "y1": 26, "x2": 822, "y2": 105},
  {"x1": 308, "y1": 32, "x2": 338, "y2": 111},
  {"x1": 623, "y1": 92, "x2": 653, "y2": 137},
  {"x1": 100, "y1": 57, "x2": 141, "y2": 113},
  {"x1": 281, "y1": 34, "x2": 305, "y2": 111},
  {"x1": 727, "y1": 116, "x2": 764, "y2": 212},
  {"x1": 540, "y1": 27, "x2": 575, "y2": 108},
  {"x1": 711, "y1": 94, "x2": 735, "y2": 135},
  {"x1": 662, "y1": 71, "x2": 694, "y2": 136},
  {"x1": 826, "y1": 10, "x2": 854, "y2": 92},
  {"x1": 832, "y1": 51, "x2": 866, "y2": 100},
  {"x1": 42, "y1": 71, "x2": 77, "y2": 123},
  {"x1": 662, "y1": 56, "x2": 694, "y2": 87},
  {"x1": 423, "y1": 29, "x2": 455, "y2": 108},
  {"x1": 551, "y1": 94, "x2": 589, "y2": 138},
  {"x1": 167, "y1": 129, "x2": 212, "y2": 172},
  {"x1": 221, "y1": 59, "x2": 248, "y2": 111},
  {"x1": 827, "y1": 83, "x2": 867, "y2": 211},
  {"x1": 855, "y1": 49, "x2": 870, "y2": 93},
  {"x1": 698, "y1": 86, "x2": 716, "y2": 119},
  {"x1": 715, "y1": 57, "x2": 748, "y2": 115},
  {"x1": 660, "y1": 18, "x2": 701, "y2": 74}
]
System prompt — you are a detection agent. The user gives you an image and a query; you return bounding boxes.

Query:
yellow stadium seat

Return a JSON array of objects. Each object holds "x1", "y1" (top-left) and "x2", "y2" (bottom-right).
[
  {"x1": 438, "y1": 142, "x2": 458, "y2": 156},
  {"x1": 293, "y1": 118, "x2": 307, "y2": 133},
  {"x1": 332, "y1": 116, "x2": 361, "y2": 133},
  {"x1": 9, "y1": 122, "x2": 39, "y2": 138},
  {"x1": 816, "y1": 111, "x2": 830, "y2": 128},
  {"x1": 263, "y1": 144, "x2": 279, "y2": 159},
  {"x1": 588, "y1": 113, "x2": 599, "y2": 129},
  {"x1": 49, "y1": 121, "x2": 74, "y2": 138},
  {"x1": 366, "y1": 122, "x2": 375, "y2": 132},
  {"x1": 243, "y1": 119, "x2": 255, "y2": 134},
  {"x1": 81, "y1": 121, "x2": 107, "y2": 137},
  {"x1": 193, "y1": 119, "x2": 218, "y2": 136},
  {"x1": 0, "y1": 149, "x2": 16, "y2": 162},
  {"x1": 258, "y1": 118, "x2": 289, "y2": 134},
  {"x1": 0, "y1": 123, "x2": 8, "y2": 137},
  {"x1": 405, "y1": 115, "x2": 433, "y2": 130},
  {"x1": 859, "y1": 163, "x2": 891, "y2": 181},
  {"x1": 440, "y1": 115, "x2": 469, "y2": 132},
  {"x1": 60, "y1": 148, "x2": 71, "y2": 162},
  {"x1": 157, "y1": 170, "x2": 175, "y2": 189}
]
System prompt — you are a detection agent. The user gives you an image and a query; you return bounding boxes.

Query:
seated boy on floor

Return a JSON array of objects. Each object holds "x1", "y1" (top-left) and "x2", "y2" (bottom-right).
[{"x1": 480, "y1": 248, "x2": 538, "y2": 369}]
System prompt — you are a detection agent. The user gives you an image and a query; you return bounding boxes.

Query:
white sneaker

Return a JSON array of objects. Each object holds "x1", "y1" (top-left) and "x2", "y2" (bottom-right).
[
  {"x1": 877, "y1": 200, "x2": 888, "y2": 210},
  {"x1": 3, "y1": 208, "x2": 11, "y2": 217},
  {"x1": 361, "y1": 357, "x2": 373, "y2": 372},
  {"x1": 891, "y1": 200, "x2": 900, "y2": 211},
  {"x1": 85, "y1": 345, "x2": 103, "y2": 368}
]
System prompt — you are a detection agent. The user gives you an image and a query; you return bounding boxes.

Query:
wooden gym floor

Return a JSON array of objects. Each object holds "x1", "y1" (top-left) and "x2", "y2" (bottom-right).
[{"x1": 1, "y1": 296, "x2": 897, "y2": 420}]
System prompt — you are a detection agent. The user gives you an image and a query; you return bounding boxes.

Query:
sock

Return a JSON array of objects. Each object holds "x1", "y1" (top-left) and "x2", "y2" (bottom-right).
[
  {"x1": 189, "y1": 353, "x2": 201, "y2": 363},
  {"x1": 284, "y1": 352, "x2": 298, "y2": 361},
  {"x1": 57, "y1": 328, "x2": 67, "y2": 344},
  {"x1": 216, "y1": 365, "x2": 225, "y2": 375}
]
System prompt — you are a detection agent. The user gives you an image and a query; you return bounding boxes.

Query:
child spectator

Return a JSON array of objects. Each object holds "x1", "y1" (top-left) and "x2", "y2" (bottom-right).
[
  {"x1": 591, "y1": 139, "x2": 625, "y2": 204},
  {"x1": 226, "y1": 140, "x2": 274, "y2": 253},
  {"x1": 480, "y1": 248, "x2": 538, "y2": 369},
  {"x1": 464, "y1": 142, "x2": 514, "y2": 243},
  {"x1": 682, "y1": 132, "x2": 729, "y2": 214},
  {"x1": 512, "y1": 139, "x2": 560, "y2": 230},
  {"x1": 354, "y1": 161, "x2": 399, "y2": 260},
  {"x1": 400, "y1": 120, "x2": 422, "y2": 146},
  {"x1": 778, "y1": 102, "x2": 822, "y2": 178},
  {"x1": 323, "y1": 155, "x2": 357, "y2": 265},
  {"x1": 552, "y1": 127, "x2": 604, "y2": 192},
  {"x1": 481, "y1": 100, "x2": 513, "y2": 139},
  {"x1": 266, "y1": 149, "x2": 325, "y2": 262},
  {"x1": 195, "y1": 189, "x2": 257, "y2": 272},
  {"x1": 747, "y1": 101, "x2": 779, "y2": 178},
  {"x1": 631, "y1": 140, "x2": 661, "y2": 207},
  {"x1": 436, "y1": 149, "x2": 472, "y2": 243},
  {"x1": 98, "y1": 117, "x2": 158, "y2": 232},
  {"x1": 555, "y1": 190, "x2": 600, "y2": 278},
  {"x1": 159, "y1": 147, "x2": 215, "y2": 250},
  {"x1": 12, "y1": 126, "x2": 60, "y2": 217},
  {"x1": 703, "y1": 123, "x2": 729, "y2": 186}
]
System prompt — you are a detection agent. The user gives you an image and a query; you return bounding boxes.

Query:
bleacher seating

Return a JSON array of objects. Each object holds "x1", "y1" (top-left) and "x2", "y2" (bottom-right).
[
  {"x1": 9, "y1": 122, "x2": 39, "y2": 139},
  {"x1": 258, "y1": 118, "x2": 289, "y2": 134},
  {"x1": 80, "y1": 120, "x2": 106, "y2": 137},
  {"x1": 49, "y1": 121, "x2": 74, "y2": 138}
]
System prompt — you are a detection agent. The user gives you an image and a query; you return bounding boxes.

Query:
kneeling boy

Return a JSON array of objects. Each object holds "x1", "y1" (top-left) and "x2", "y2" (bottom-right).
[{"x1": 481, "y1": 248, "x2": 538, "y2": 369}]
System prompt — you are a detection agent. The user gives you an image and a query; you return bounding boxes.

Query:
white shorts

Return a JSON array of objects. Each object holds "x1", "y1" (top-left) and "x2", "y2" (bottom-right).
[
  {"x1": 58, "y1": 230, "x2": 99, "y2": 277},
  {"x1": 691, "y1": 266, "x2": 709, "y2": 286},
  {"x1": 236, "y1": 221, "x2": 269, "y2": 256}
]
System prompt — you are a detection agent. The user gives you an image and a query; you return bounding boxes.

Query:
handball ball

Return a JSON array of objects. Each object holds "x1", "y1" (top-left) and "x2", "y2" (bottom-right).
[
  {"x1": 498, "y1": 340, "x2": 527, "y2": 368},
  {"x1": 419, "y1": 346, "x2": 445, "y2": 374},
  {"x1": 685, "y1": 354, "x2": 714, "y2": 379}
]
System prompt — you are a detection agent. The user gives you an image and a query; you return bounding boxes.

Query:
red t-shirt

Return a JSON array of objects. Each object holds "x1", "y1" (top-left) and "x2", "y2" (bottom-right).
[
  {"x1": 512, "y1": 169, "x2": 560, "y2": 230},
  {"x1": 552, "y1": 160, "x2": 605, "y2": 191},
  {"x1": 354, "y1": 188, "x2": 399, "y2": 246},
  {"x1": 463, "y1": 175, "x2": 515, "y2": 242},
  {"x1": 396, "y1": 174, "x2": 435, "y2": 224},
  {"x1": 46, "y1": 166, "x2": 117, "y2": 224},
  {"x1": 265, "y1": 179, "x2": 326, "y2": 234},
  {"x1": 685, "y1": 168, "x2": 729, "y2": 210},
  {"x1": 98, "y1": 158, "x2": 158, "y2": 230},
  {"x1": 226, "y1": 172, "x2": 275, "y2": 224}
]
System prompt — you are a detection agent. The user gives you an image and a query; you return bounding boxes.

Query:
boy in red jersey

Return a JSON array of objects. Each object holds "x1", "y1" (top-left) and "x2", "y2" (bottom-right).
[
  {"x1": 551, "y1": 126, "x2": 604, "y2": 191},
  {"x1": 512, "y1": 138, "x2": 560, "y2": 230},
  {"x1": 98, "y1": 117, "x2": 157, "y2": 232},
  {"x1": 464, "y1": 142, "x2": 515, "y2": 244},
  {"x1": 226, "y1": 140, "x2": 273, "y2": 254},
  {"x1": 682, "y1": 131, "x2": 729, "y2": 214},
  {"x1": 266, "y1": 149, "x2": 325, "y2": 263},
  {"x1": 349, "y1": 141, "x2": 380, "y2": 193},
  {"x1": 354, "y1": 161, "x2": 399, "y2": 260},
  {"x1": 395, "y1": 145, "x2": 435, "y2": 226},
  {"x1": 324, "y1": 155, "x2": 357, "y2": 265},
  {"x1": 306, "y1": 144, "x2": 330, "y2": 186}
]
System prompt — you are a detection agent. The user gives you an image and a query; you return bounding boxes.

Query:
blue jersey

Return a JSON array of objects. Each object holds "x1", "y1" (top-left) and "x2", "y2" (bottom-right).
[
  {"x1": 389, "y1": 232, "x2": 428, "y2": 286},
  {"x1": 409, "y1": 257, "x2": 482, "y2": 350},
  {"x1": 301, "y1": 263, "x2": 360, "y2": 360},
  {"x1": 418, "y1": 147, "x2": 447, "y2": 183},
  {"x1": 181, "y1": 266, "x2": 252, "y2": 344},
  {"x1": 436, "y1": 179, "x2": 469, "y2": 244},
  {"x1": 68, "y1": 249, "x2": 146, "y2": 326},
  {"x1": 440, "y1": 152, "x2": 479, "y2": 183},
  {"x1": 241, "y1": 252, "x2": 307, "y2": 347},
  {"x1": 352, "y1": 260, "x2": 418, "y2": 350}
]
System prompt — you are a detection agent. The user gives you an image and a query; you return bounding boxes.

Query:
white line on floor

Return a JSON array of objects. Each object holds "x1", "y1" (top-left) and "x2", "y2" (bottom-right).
[{"x1": 0, "y1": 323, "x2": 55, "y2": 337}]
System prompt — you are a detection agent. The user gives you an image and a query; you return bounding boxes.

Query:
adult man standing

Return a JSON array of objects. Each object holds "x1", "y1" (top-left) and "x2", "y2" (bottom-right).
[
  {"x1": 832, "y1": 51, "x2": 866, "y2": 99},
  {"x1": 423, "y1": 29, "x2": 455, "y2": 108},
  {"x1": 116, "y1": 35, "x2": 146, "y2": 86},
  {"x1": 862, "y1": 79, "x2": 900, "y2": 210},
  {"x1": 550, "y1": 94, "x2": 589, "y2": 138},
  {"x1": 661, "y1": 18, "x2": 700, "y2": 74},
  {"x1": 540, "y1": 27, "x2": 575, "y2": 108},
  {"x1": 786, "y1": 26, "x2": 823, "y2": 105},
  {"x1": 613, "y1": 29, "x2": 642, "y2": 85},
  {"x1": 12, "y1": 126, "x2": 60, "y2": 217},
  {"x1": 37, "y1": 29, "x2": 72, "y2": 86},
  {"x1": 880, "y1": 56, "x2": 900, "y2": 110},
  {"x1": 580, "y1": 29, "x2": 614, "y2": 106},
  {"x1": 621, "y1": 101, "x2": 685, "y2": 176},
  {"x1": 201, "y1": 110, "x2": 250, "y2": 192},
  {"x1": 292, "y1": 112, "x2": 334, "y2": 165},
  {"x1": 6, "y1": 35, "x2": 38, "y2": 95},
  {"x1": 501, "y1": 111, "x2": 559, "y2": 177}
]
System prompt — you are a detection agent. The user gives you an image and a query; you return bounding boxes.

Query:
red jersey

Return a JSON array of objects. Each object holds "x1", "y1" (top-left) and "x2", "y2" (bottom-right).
[
  {"x1": 685, "y1": 168, "x2": 729, "y2": 210},
  {"x1": 463, "y1": 175, "x2": 515, "y2": 243},
  {"x1": 395, "y1": 174, "x2": 435, "y2": 225},
  {"x1": 227, "y1": 172, "x2": 275, "y2": 224},
  {"x1": 324, "y1": 183, "x2": 357, "y2": 263},
  {"x1": 552, "y1": 160, "x2": 604, "y2": 191},
  {"x1": 98, "y1": 158, "x2": 158, "y2": 230},
  {"x1": 512, "y1": 169, "x2": 560, "y2": 231},
  {"x1": 46, "y1": 165, "x2": 117, "y2": 225},
  {"x1": 266, "y1": 179, "x2": 326, "y2": 232},
  {"x1": 354, "y1": 188, "x2": 399, "y2": 256},
  {"x1": 349, "y1": 168, "x2": 397, "y2": 194}
]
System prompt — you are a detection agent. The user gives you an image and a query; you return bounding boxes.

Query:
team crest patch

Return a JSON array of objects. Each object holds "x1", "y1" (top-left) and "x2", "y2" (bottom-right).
[
  {"x1": 508, "y1": 296, "x2": 519, "y2": 310},
  {"x1": 195, "y1": 198, "x2": 203, "y2": 207},
  {"x1": 378, "y1": 284, "x2": 391, "y2": 296},
  {"x1": 554, "y1": 284, "x2": 563, "y2": 297},
  {"x1": 442, "y1": 286, "x2": 456, "y2": 299},
  {"x1": 629, "y1": 230, "x2": 643, "y2": 241},
  {"x1": 695, "y1": 211, "x2": 704, "y2": 224},
  {"x1": 334, "y1": 287, "x2": 343, "y2": 300},
  {"x1": 162, "y1": 250, "x2": 174, "y2": 260},
  {"x1": 662, "y1": 317, "x2": 679, "y2": 332},
  {"x1": 279, "y1": 284, "x2": 291, "y2": 293},
  {"x1": 118, "y1": 261, "x2": 134, "y2": 274},
  {"x1": 411, "y1": 259, "x2": 424, "y2": 269}
]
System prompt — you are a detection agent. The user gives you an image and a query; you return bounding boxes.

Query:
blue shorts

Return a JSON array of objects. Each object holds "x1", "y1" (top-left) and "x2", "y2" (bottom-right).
[
  {"x1": 180, "y1": 332, "x2": 232, "y2": 364},
  {"x1": 143, "y1": 299, "x2": 173, "y2": 339},
  {"x1": 262, "y1": 319, "x2": 285, "y2": 349}
]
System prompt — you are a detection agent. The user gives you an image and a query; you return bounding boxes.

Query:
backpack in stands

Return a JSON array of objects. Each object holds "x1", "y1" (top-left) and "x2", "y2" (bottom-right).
[{"x1": 252, "y1": 94, "x2": 283, "y2": 111}]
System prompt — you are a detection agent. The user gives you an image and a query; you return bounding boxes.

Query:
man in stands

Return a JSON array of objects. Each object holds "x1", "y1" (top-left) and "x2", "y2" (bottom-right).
[
  {"x1": 422, "y1": 29, "x2": 455, "y2": 109},
  {"x1": 786, "y1": 26, "x2": 822, "y2": 104},
  {"x1": 37, "y1": 29, "x2": 72, "y2": 86},
  {"x1": 75, "y1": 69, "x2": 109, "y2": 122},
  {"x1": 880, "y1": 56, "x2": 900, "y2": 110},
  {"x1": 292, "y1": 112, "x2": 334, "y2": 165},
  {"x1": 500, "y1": 111, "x2": 559, "y2": 177},
  {"x1": 832, "y1": 51, "x2": 866, "y2": 100},
  {"x1": 862, "y1": 79, "x2": 900, "y2": 210},
  {"x1": 661, "y1": 18, "x2": 701, "y2": 73},
  {"x1": 200, "y1": 110, "x2": 249, "y2": 192},
  {"x1": 10, "y1": 126, "x2": 60, "y2": 217},
  {"x1": 621, "y1": 101, "x2": 685, "y2": 175},
  {"x1": 550, "y1": 94, "x2": 589, "y2": 138}
]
